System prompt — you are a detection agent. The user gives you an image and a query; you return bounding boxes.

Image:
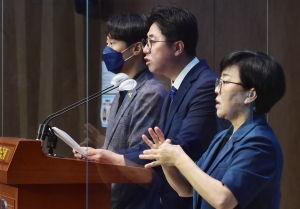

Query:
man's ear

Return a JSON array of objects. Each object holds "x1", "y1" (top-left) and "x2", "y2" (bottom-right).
[
  {"x1": 244, "y1": 88, "x2": 257, "y2": 104},
  {"x1": 132, "y1": 42, "x2": 143, "y2": 55},
  {"x1": 174, "y1": 41, "x2": 184, "y2": 56}
]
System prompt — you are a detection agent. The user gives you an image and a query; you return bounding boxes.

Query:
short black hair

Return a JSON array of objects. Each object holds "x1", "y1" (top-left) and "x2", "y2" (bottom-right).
[
  {"x1": 105, "y1": 13, "x2": 149, "y2": 47},
  {"x1": 147, "y1": 6, "x2": 198, "y2": 57},
  {"x1": 220, "y1": 50, "x2": 286, "y2": 114}
]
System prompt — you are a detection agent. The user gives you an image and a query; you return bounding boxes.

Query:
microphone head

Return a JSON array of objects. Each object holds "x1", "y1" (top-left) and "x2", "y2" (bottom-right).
[
  {"x1": 111, "y1": 73, "x2": 129, "y2": 86},
  {"x1": 118, "y1": 79, "x2": 137, "y2": 91}
]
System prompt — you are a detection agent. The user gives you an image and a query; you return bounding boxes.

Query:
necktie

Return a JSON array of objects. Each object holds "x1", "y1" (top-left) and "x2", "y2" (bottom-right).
[{"x1": 169, "y1": 86, "x2": 178, "y2": 103}]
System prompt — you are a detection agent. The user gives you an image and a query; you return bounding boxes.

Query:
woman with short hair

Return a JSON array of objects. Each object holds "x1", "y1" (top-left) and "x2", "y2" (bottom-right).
[{"x1": 140, "y1": 50, "x2": 286, "y2": 209}]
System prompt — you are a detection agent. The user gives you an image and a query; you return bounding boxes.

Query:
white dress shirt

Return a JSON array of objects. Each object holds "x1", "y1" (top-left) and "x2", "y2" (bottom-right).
[{"x1": 172, "y1": 57, "x2": 200, "y2": 89}]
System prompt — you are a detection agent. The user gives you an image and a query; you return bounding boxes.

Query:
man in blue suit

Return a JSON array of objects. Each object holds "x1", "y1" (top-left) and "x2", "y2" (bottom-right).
[{"x1": 76, "y1": 6, "x2": 220, "y2": 209}]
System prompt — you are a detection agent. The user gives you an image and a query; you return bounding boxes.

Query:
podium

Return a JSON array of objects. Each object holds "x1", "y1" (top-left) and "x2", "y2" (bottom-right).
[{"x1": 0, "y1": 138, "x2": 152, "y2": 209}]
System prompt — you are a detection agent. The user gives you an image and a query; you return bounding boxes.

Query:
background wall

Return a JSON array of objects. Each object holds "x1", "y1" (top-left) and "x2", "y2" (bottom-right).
[
  {"x1": 268, "y1": 1, "x2": 300, "y2": 208},
  {"x1": 0, "y1": 0, "x2": 299, "y2": 208},
  {"x1": 0, "y1": 0, "x2": 102, "y2": 157}
]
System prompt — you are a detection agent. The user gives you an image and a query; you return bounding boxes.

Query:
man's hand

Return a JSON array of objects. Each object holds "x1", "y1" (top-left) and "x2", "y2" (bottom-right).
[{"x1": 72, "y1": 147, "x2": 125, "y2": 165}]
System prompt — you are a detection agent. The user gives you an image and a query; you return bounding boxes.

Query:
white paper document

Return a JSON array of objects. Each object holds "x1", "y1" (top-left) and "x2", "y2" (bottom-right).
[{"x1": 52, "y1": 127, "x2": 86, "y2": 156}]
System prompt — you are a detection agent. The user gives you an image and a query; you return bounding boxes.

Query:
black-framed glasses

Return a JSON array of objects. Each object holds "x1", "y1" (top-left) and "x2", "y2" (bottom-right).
[
  {"x1": 141, "y1": 38, "x2": 175, "y2": 50},
  {"x1": 215, "y1": 78, "x2": 244, "y2": 93}
]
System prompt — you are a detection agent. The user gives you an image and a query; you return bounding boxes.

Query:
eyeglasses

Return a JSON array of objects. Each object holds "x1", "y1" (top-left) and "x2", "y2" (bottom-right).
[
  {"x1": 215, "y1": 78, "x2": 244, "y2": 93},
  {"x1": 141, "y1": 38, "x2": 175, "y2": 50}
]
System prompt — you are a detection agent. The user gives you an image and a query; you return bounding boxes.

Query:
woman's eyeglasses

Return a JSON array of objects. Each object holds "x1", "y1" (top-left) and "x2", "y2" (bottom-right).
[{"x1": 215, "y1": 78, "x2": 244, "y2": 93}]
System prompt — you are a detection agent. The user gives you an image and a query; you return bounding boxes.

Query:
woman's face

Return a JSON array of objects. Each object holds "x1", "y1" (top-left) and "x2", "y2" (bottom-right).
[{"x1": 215, "y1": 66, "x2": 248, "y2": 122}]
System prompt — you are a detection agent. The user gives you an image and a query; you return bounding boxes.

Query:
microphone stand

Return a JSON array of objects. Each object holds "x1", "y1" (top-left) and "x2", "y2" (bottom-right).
[{"x1": 37, "y1": 85, "x2": 118, "y2": 156}]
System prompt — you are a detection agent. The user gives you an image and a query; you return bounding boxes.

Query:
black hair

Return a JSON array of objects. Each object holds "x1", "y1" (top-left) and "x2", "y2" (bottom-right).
[
  {"x1": 147, "y1": 6, "x2": 198, "y2": 57},
  {"x1": 105, "y1": 13, "x2": 149, "y2": 47},
  {"x1": 220, "y1": 50, "x2": 286, "y2": 114}
]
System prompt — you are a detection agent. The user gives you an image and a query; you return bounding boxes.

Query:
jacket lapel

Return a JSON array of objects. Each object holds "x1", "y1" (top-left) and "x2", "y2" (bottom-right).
[
  {"x1": 106, "y1": 70, "x2": 153, "y2": 142},
  {"x1": 206, "y1": 115, "x2": 264, "y2": 175},
  {"x1": 199, "y1": 130, "x2": 231, "y2": 172},
  {"x1": 159, "y1": 95, "x2": 170, "y2": 131},
  {"x1": 163, "y1": 81, "x2": 192, "y2": 135},
  {"x1": 108, "y1": 93, "x2": 119, "y2": 120},
  {"x1": 163, "y1": 61, "x2": 210, "y2": 136}
]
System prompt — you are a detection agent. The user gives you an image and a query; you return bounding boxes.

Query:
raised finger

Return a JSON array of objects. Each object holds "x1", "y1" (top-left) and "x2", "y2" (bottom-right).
[
  {"x1": 148, "y1": 128, "x2": 160, "y2": 144},
  {"x1": 139, "y1": 154, "x2": 150, "y2": 160},
  {"x1": 139, "y1": 153, "x2": 155, "y2": 160},
  {"x1": 145, "y1": 160, "x2": 161, "y2": 168},
  {"x1": 154, "y1": 127, "x2": 166, "y2": 143},
  {"x1": 142, "y1": 134, "x2": 154, "y2": 148},
  {"x1": 143, "y1": 149, "x2": 158, "y2": 155}
]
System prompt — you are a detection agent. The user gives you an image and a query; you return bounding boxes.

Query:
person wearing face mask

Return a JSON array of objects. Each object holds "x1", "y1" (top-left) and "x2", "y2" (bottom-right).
[
  {"x1": 79, "y1": 13, "x2": 167, "y2": 209},
  {"x1": 102, "y1": 42, "x2": 135, "y2": 74}
]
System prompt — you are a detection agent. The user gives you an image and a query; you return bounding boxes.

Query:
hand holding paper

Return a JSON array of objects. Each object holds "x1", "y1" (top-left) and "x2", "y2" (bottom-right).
[{"x1": 52, "y1": 127, "x2": 86, "y2": 156}]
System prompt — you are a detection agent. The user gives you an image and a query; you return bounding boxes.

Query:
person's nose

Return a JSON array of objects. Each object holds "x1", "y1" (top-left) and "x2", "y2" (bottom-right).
[
  {"x1": 215, "y1": 85, "x2": 220, "y2": 94},
  {"x1": 143, "y1": 45, "x2": 150, "y2": 54}
]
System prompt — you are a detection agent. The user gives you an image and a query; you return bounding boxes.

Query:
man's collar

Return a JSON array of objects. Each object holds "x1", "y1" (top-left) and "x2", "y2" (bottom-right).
[{"x1": 172, "y1": 57, "x2": 199, "y2": 89}]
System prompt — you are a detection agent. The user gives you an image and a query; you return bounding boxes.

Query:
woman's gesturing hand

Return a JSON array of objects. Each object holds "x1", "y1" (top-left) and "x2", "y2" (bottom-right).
[{"x1": 142, "y1": 126, "x2": 166, "y2": 149}]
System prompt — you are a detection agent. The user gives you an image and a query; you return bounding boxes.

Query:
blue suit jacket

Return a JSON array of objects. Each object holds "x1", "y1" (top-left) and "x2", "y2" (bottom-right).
[
  {"x1": 118, "y1": 60, "x2": 219, "y2": 209},
  {"x1": 195, "y1": 114, "x2": 283, "y2": 209}
]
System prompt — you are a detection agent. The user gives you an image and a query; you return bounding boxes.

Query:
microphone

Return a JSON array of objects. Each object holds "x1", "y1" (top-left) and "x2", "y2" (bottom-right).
[{"x1": 36, "y1": 73, "x2": 136, "y2": 155}]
